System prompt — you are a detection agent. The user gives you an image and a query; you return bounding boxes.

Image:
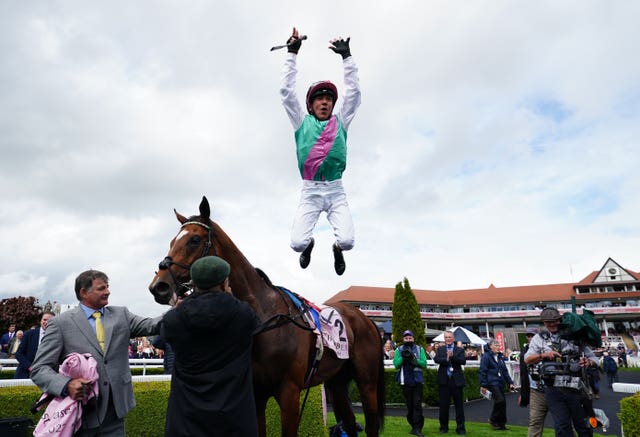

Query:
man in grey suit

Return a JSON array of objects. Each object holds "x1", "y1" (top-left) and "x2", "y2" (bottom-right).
[{"x1": 31, "y1": 269, "x2": 161, "y2": 436}]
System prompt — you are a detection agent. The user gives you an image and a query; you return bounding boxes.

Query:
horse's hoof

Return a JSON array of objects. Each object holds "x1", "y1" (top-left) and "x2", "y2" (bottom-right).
[{"x1": 299, "y1": 238, "x2": 314, "y2": 269}]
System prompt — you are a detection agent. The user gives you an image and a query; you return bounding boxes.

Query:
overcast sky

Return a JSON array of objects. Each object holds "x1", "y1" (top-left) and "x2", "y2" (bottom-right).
[{"x1": 1, "y1": 1, "x2": 639, "y2": 317}]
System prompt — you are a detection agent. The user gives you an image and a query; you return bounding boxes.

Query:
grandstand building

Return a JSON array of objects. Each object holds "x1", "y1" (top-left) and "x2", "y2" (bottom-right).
[{"x1": 325, "y1": 257, "x2": 640, "y2": 352}]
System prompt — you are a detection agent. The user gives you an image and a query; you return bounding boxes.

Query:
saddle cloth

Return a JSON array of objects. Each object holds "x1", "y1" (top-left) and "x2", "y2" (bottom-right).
[{"x1": 279, "y1": 287, "x2": 349, "y2": 359}]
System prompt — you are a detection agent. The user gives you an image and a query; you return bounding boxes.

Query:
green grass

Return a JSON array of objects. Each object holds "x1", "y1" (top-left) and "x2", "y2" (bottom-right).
[{"x1": 327, "y1": 414, "x2": 607, "y2": 436}]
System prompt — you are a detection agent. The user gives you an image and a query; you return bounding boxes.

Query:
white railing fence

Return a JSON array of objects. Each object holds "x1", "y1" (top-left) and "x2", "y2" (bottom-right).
[{"x1": 0, "y1": 358, "x2": 164, "y2": 377}]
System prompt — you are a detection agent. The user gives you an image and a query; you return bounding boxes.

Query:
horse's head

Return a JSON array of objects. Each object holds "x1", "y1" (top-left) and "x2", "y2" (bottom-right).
[{"x1": 149, "y1": 196, "x2": 215, "y2": 305}]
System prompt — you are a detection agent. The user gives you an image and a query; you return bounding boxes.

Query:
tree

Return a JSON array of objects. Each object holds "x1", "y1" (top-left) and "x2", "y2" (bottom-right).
[
  {"x1": 0, "y1": 296, "x2": 42, "y2": 333},
  {"x1": 391, "y1": 277, "x2": 426, "y2": 348}
]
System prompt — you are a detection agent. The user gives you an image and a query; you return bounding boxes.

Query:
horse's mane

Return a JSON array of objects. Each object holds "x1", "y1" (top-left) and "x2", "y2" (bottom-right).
[
  {"x1": 185, "y1": 213, "x2": 274, "y2": 290},
  {"x1": 255, "y1": 268, "x2": 274, "y2": 288}
]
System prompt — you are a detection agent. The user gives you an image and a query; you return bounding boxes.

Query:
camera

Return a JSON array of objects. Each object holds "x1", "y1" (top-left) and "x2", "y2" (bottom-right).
[{"x1": 401, "y1": 348, "x2": 413, "y2": 360}]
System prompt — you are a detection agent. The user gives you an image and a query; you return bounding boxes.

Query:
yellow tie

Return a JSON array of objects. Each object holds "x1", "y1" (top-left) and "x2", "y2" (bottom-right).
[{"x1": 92, "y1": 311, "x2": 105, "y2": 352}]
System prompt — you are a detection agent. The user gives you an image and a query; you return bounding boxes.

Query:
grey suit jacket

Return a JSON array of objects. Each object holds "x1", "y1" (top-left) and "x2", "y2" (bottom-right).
[{"x1": 31, "y1": 305, "x2": 160, "y2": 428}]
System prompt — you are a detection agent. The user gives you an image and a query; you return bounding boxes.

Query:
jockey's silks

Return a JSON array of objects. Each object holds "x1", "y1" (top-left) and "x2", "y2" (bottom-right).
[{"x1": 295, "y1": 114, "x2": 347, "y2": 181}]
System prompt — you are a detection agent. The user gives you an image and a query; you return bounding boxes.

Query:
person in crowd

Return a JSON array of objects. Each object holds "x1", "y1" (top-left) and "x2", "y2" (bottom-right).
[
  {"x1": 15, "y1": 313, "x2": 54, "y2": 379},
  {"x1": 279, "y1": 26, "x2": 361, "y2": 276},
  {"x1": 602, "y1": 351, "x2": 618, "y2": 388},
  {"x1": 393, "y1": 330, "x2": 427, "y2": 437},
  {"x1": 465, "y1": 346, "x2": 481, "y2": 360},
  {"x1": 383, "y1": 339, "x2": 395, "y2": 360},
  {"x1": 524, "y1": 307, "x2": 598, "y2": 437},
  {"x1": 129, "y1": 337, "x2": 142, "y2": 353},
  {"x1": 425, "y1": 344, "x2": 436, "y2": 360},
  {"x1": 434, "y1": 330, "x2": 467, "y2": 435},
  {"x1": 161, "y1": 256, "x2": 260, "y2": 436},
  {"x1": 31, "y1": 269, "x2": 161, "y2": 436},
  {"x1": 1, "y1": 323, "x2": 17, "y2": 352},
  {"x1": 504, "y1": 347, "x2": 513, "y2": 359},
  {"x1": 617, "y1": 343, "x2": 628, "y2": 367},
  {"x1": 134, "y1": 343, "x2": 150, "y2": 359},
  {"x1": 518, "y1": 327, "x2": 548, "y2": 437},
  {"x1": 43, "y1": 300, "x2": 52, "y2": 313},
  {"x1": 142, "y1": 339, "x2": 155, "y2": 358},
  {"x1": 7, "y1": 329, "x2": 23, "y2": 359},
  {"x1": 479, "y1": 339, "x2": 515, "y2": 431},
  {"x1": 52, "y1": 300, "x2": 61, "y2": 316}
]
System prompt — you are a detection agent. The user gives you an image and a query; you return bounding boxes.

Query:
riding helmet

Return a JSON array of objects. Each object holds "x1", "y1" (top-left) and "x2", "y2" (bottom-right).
[{"x1": 306, "y1": 81, "x2": 338, "y2": 113}]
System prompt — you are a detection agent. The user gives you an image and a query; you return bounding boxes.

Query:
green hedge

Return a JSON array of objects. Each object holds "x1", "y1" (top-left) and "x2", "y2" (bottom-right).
[
  {"x1": 5, "y1": 370, "x2": 639, "y2": 435},
  {"x1": 349, "y1": 367, "x2": 482, "y2": 406},
  {"x1": 620, "y1": 391, "x2": 640, "y2": 437},
  {"x1": 0, "y1": 369, "x2": 16, "y2": 379},
  {"x1": 0, "y1": 382, "x2": 326, "y2": 437}
]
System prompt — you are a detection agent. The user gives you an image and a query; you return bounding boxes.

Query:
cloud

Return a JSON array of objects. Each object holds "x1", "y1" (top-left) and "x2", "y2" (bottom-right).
[{"x1": 1, "y1": 2, "x2": 639, "y2": 316}]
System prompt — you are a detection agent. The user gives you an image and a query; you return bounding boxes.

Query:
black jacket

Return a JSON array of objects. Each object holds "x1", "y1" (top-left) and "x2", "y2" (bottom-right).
[
  {"x1": 15, "y1": 328, "x2": 40, "y2": 379},
  {"x1": 433, "y1": 344, "x2": 466, "y2": 387},
  {"x1": 161, "y1": 290, "x2": 260, "y2": 436}
]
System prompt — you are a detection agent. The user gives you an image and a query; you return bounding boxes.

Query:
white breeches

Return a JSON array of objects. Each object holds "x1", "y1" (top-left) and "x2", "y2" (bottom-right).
[{"x1": 290, "y1": 179, "x2": 355, "y2": 252}]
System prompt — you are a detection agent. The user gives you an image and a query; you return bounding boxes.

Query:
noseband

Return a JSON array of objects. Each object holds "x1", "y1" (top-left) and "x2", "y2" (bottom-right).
[{"x1": 157, "y1": 220, "x2": 216, "y2": 298}]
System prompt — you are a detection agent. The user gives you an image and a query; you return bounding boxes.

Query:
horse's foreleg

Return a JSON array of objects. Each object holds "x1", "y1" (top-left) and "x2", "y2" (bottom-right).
[
  {"x1": 276, "y1": 383, "x2": 302, "y2": 437},
  {"x1": 254, "y1": 395, "x2": 268, "y2": 437}
]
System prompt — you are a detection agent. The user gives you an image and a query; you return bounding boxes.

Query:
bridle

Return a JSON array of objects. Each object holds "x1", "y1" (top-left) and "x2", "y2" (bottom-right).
[
  {"x1": 156, "y1": 220, "x2": 313, "y2": 335},
  {"x1": 157, "y1": 220, "x2": 216, "y2": 299}
]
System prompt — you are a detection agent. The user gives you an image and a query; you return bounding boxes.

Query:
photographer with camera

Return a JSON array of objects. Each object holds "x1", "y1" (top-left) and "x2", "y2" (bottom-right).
[
  {"x1": 393, "y1": 330, "x2": 427, "y2": 437},
  {"x1": 524, "y1": 307, "x2": 598, "y2": 437}
]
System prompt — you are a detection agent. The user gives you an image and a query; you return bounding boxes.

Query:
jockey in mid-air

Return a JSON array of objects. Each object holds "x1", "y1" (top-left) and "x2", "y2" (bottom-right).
[{"x1": 279, "y1": 26, "x2": 361, "y2": 276}]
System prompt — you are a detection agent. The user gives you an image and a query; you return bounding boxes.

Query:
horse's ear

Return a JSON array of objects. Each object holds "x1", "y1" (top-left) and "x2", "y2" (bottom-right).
[
  {"x1": 199, "y1": 196, "x2": 211, "y2": 221},
  {"x1": 174, "y1": 209, "x2": 187, "y2": 224}
]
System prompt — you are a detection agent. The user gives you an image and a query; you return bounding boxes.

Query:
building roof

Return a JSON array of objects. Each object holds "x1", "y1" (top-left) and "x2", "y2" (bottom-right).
[
  {"x1": 326, "y1": 282, "x2": 580, "y2": 306},
  {"x1": 324, "y1": 257, "x2": 640, "y2": 307}
]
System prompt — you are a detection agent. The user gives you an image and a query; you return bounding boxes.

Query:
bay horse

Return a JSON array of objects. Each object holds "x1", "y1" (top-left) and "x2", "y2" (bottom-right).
[{"x1": 148, "y1": 196, "x2": 385, "y2": 437}]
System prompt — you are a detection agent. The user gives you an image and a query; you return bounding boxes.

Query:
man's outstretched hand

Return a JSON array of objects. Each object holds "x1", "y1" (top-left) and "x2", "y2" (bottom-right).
[
  {"x1": 287, "y1": 27, "x2": 303, "y2": 54},
  {"x1": 330, "y1": 37, "x2": 351, "y2": 59}
]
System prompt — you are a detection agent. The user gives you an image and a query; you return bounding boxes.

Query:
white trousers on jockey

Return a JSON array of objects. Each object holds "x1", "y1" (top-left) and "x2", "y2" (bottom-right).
[{"x1": 290, "y1": 179, "x2": 355, "y2": 253}]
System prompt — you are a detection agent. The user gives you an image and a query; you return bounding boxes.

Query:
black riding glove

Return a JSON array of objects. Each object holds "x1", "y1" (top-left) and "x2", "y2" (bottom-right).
[
  {"x1": 287, "y1": 35, "x2": 302, "y2": 54},
  {"x1": 330, "y1": 37, "x2": 351, "y2": 59}
]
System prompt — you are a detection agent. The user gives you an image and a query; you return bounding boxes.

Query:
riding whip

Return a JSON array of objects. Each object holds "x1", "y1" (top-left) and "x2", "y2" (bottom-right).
[{"x1": 270, "y1": 35, "x2": 307, "y2": 51}]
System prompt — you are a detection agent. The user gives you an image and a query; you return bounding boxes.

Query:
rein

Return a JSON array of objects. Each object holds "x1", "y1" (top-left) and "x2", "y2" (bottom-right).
[{"x1": 252, "y1": 286, "x2": 316, "y2": 336}]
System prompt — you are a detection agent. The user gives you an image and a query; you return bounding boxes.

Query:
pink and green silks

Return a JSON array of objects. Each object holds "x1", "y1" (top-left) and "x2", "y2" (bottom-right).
[{"x1": 295, "y1": 114, "x2": 347, "y2": 181}]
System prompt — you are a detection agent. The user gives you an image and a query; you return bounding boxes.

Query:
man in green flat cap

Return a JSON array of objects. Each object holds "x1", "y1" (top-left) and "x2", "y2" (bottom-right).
[{"x1": 161, "y1": 256, "x2": 260, "y2": 436}]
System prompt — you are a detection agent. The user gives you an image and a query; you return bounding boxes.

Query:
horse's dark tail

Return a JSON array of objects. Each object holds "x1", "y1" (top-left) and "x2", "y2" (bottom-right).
[{"x1": 377, "y1": 330, "x2": 386, "y2": 430}]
